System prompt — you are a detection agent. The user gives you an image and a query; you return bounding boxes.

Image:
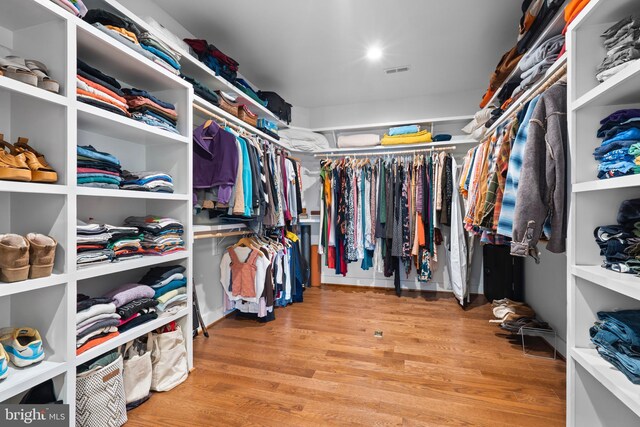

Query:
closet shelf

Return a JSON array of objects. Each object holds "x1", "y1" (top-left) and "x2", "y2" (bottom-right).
[
  {"x1": 483, "y1": 53, "x2": 567, "y2": 137},
  {"x1": 310, "y1": 115, "x2": 473, "y2": 133},
  {"x1": 572, "y1": 59, "x2": 640, "y2": 110},
  {"x1": 480, "y1": 10, "x2": 566, "y2": 113},
  {"x1": 571, "y1": 265, "x2": 640, "y2": 302},
  {"x1": 77, "y1": 102, "x2": 190, "y2": 145},
  {"x1": 76, "y1": 251, "x2": 190, "y2": 281},
  {"x1": 193, "y1": 95, "x2": 282, "y2": 146},
  {"x1": 0, "y1": 273, "x2": 68, "y2": 299},
  {"x1": 75, "y1": 19, "x2": 188, "y2": 89},
  {"x1": 571, "y1": 347, "x2": 640, "y2": 418},
  {"x1": 573, "y1": 175, "x2": 640, "y2": 192},
  {"x1": 0, "y1": 182, "x2": 68, "y2": 195},
  {"x1": 75, "y1": 308, "x2": 189, "y2": 366},
  {"x1": 192, "y1": 223, "x2": 246, "y2": 234},
  {"x1": 0, "y1": 76, "x2": 69, "y2": 107},
  {"x1": 0, "y1": 360, "x2": 67, "y2": 402},
  {"x1": 76, "y1": 187, "x2": 189, "y2": 201},
  {"x1": 313, "y1": 138, "x2": 477, "y2": 155},
  {"x1": 96, "y1": 0, "x2": 287, "y2": 128}
]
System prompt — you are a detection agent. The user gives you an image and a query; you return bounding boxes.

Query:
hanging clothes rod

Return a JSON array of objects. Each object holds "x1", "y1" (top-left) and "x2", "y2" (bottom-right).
[
  {"x1": 482, "y1": 61, "x2": 567, "y2": 139},
  {"x1": 192, "y1": 103, "x2": 292, "y2": 151},
  {"x1": 313, "y1": 145, "x2": 456, "y2": 158},
  {"x1": 193, "y1": 229, "x2": 254, "y2": 241}
]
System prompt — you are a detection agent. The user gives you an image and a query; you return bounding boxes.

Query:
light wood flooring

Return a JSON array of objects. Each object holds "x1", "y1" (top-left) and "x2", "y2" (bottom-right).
[{"x1": 127, "y1": 285, "x2": 566, "y2": 426}]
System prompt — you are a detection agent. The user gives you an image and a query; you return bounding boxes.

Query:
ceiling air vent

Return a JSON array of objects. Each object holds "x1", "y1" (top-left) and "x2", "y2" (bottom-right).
[{"x1": 385, "y1": 65, "x2": 410, "y2": 75}]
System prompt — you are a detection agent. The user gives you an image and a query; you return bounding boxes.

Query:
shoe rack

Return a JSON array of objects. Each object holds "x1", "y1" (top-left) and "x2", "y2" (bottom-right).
[
  {"x1": 0, "y1": 0, "x2": 193, "y2": 422},
  {"x1": 567, "y1": 0, "x2": 640, "y2": 425}
]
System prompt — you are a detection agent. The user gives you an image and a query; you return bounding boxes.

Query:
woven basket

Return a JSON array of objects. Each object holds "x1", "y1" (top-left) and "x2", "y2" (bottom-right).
[
  {"x1": 216, "y1": 91, "x2": 239, "y2": 117},
  {"x1": 238, "y1": 105, "x2": 258, "y2": 127}
]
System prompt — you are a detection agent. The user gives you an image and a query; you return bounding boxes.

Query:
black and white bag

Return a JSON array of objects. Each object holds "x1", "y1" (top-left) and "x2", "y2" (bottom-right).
[{"x1": 76, "y1": 356, "x2": 127, "y2": 427}]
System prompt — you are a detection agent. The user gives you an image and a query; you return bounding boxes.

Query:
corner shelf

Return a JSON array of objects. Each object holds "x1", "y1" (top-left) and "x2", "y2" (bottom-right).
[
  {"x1": 75, "y1": 308, "x2": 189, "y2": 366},
  {"x1": 571, "y1": 347, "x2": 640, "y2": 418},
  {"x1": 76, "y1": 251, "x2": 189, "y2": 281},
  {"x1": 0, "y1": 360, "x2": 68, "y2": 403}
]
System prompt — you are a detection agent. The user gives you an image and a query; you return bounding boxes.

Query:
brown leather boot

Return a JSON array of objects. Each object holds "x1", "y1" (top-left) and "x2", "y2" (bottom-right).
[
  {"x1": 0, "y1": 234, "x2": 30, "y2": 282},
  {"x1": 25, "y1": 233, "x2": 56, "y2": 279}
]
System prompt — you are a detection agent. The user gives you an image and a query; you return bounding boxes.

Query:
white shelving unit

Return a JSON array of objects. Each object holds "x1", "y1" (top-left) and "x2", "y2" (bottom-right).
[
  {"x1": 0, "y1": 1, "x2": 194, "y2": 424},
  {"x1": 567, "y1": 0, "x2": 640, "y2": 425}
]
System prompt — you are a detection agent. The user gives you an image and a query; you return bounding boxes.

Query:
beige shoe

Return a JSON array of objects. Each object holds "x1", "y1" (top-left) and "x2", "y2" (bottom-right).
[
  {"x1": 0, "y1": 234, "x2": 30, "y2": 282},
  {"x1": 14, "y1": 138, "x2": 57, "y2": 183},
  {"x1": 0, "y1": 135, "x2": 31, "y2": 182},
  {"x1": 25, "y1": 233, "x2": 56, "y2": 279}
]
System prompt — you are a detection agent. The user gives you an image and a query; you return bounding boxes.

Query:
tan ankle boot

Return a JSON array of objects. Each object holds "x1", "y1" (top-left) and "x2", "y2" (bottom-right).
[
  {"x1": 25, "y1": 233, "x2": 56, "y2": 279},
  {"x1": 0, "y1": 234, "x2": 30, "y2": 282}
]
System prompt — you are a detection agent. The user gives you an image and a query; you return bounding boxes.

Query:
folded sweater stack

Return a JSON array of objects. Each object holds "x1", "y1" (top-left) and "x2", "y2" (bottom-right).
[
  {"x1": 597, "y1": 16, "x2": 640, "y2": 83},
  {"x1": 77, "y1": 59, "x2": 130, "y2": 117},
  {"x1": 77, "y1": 145, "x2": 123, "y2": 190},
  {"x1": 593, "y1": 109, "x2": 640, "y2": 179},
  {"x1": 381, "y1": 129, "x2": 432, "y2": 146},
  {"x1": 76, "y1": 297, "x2": 119, "y2": 355},
  {"x1": 106, "y1": 225, "x2": 144, "y2": 261},
  {"x1": 77, "y1": 221, "x2": 115, "y2": 266},
  {"x1": 139, "y1": 265, "x2": 188, "y2": 316},
  {"x1": 184, "y1": 38, "x2": 239, "y2": 83},
  {"x1": 123, "y1": 88, "x2": 179, "y2": 134},
  {"x1": 121, "y1": 171, "x2": 174, "y2": 193},
  {"x1": 511, "y1": 34, "x2": 564, "y2": 100},
  {"x1": 51, "y1": 0, "x2": 87, "y2": 18},
  {"x1": 123, "y1": 216, "x2": 185, "y2": 255}
]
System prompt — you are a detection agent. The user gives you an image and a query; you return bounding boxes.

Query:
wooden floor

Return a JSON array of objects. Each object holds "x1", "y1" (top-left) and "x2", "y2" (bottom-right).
[{"x1": 127, "y1": 286, "x2": 566, "y2": 427}]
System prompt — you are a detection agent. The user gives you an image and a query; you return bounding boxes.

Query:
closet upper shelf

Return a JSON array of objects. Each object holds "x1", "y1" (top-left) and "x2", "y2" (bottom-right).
[
  {"x1": 572, "y1": 59, "x2": 640, "y2": 110},
  {"x1": 94, "y1": 0, "x2": 288, "y2": 128},
  {"x1": 310, "y1": 115, "x2": 473, "y2": 133},
  {"x1": 0, "y1": 76, "x2": 69, "y2": 107},
  {"x1": 571, "y1": 265, "x2": 640, "y2": 302},
  {"x1": 313, "y1": 137, "x2": 477, "y2": 155}
]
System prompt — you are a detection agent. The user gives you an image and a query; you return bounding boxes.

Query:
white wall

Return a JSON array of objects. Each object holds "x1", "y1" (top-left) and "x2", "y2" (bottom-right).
[
  {"x1": 524, "y1": 247, "x2": 568, "y2": 357},
  {"x1": 308, "y1": 89, "x2": 480, "y2": 129}
]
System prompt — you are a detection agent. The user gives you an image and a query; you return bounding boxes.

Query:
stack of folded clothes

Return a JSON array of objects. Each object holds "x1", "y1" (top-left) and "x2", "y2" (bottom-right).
[
  {"x1": 77, "y1": 60, "x2": 130, "y2": 117},
  {"x1": 597, "y1": 16, "x2": 640, "y2": 83},
  {"x1": 77, "y1": 220, "x2": 114, "y2": 266},
  {"x1": 51, "y1": 0, "x2": 87, "y2": 17},
  {"x1": 511, "y1": 34, "x2": 565, "y2": 100},
  {"x1": 139, "y1": 265, "x2": 188, "y2": 316},
  {"x1": 590, "y1": 310, "x2": 640, "y2": 384},
  {"x1": 123, "y1": 216, "x2": 185, "y2": 255},
  {"x1": 381, "y1": 128, "x2": 432, "y2": 146},
  {"x1": 106, "y1": 224, "x2": 144, "y2": 261},
  {"x1": 336, "y1": 134, "x2": 380, "y2": 148},
  {"x1": 234, "y1": 78, "x2": 267, "y2": 107},
  {"x1": 121, "y1": 171, "x2": 174, "y2": 193},
  {"x1": 181, "y1": 74, "x2": 219, "y2": 106},
  {"x1": 122, "y1": 88, "x2": 179, "y2": 134},
  {"x1": 594, "y1": 198, "x2": 640, "y2": 274},
  {"x1": 76, "y1": 296, "x2": 119, "y2": 355},
  {"x1": 257, "y1": 118, "x2": 279, "y2": 140},
  {"x1": 104, "y1": 283, "x2": 158, "y2": 333},
  {"x1": 184, "y1": 38, "x2": 239, "y2": 83},
  {"x1": 593, "y1": 109, "x2": 640, "y2": 179},
  {"x1": 77, "y1": 145, "x2": 123, "y2": 189},
  {"x1": 84, "y1": 9, "x2": 181, "y2": 75}
]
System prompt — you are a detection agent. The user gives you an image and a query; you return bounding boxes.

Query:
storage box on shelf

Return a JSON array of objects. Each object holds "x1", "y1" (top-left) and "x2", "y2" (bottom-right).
[
  {"x1": 0, "y1": 285, "x2": 68, "y2": 402},
  {"x1": 568, "y1": 0, "x2": 640, "y2": 425}
]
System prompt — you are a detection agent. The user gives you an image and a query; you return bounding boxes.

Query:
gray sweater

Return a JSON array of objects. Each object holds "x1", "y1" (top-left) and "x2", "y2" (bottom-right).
[{"x1": 511, "y1": 82, "x2": 567, "y2": 261}]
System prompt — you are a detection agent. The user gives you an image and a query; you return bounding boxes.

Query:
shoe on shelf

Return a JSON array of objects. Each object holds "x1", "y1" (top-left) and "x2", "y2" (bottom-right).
[
  {"x1": 24, "y1": 60, "x2": 59, "y2": 94},
  {"x1": 14, "y1": 137, "x2": 58, "y2": 183},
  {"x1": 0, "y1": 345, "x2": 8, "y2": 380},
  {"x1": 0, "y1": 56, "x2": 37, "y2": 87},
  {"x1": 0, "y1": 135, "x2": 31, "y2": 182},
  {"x1": 25, "y1": 233, "x2": 56, "y2": 279},
  {"x1": 0, "y1": 327, "x2": 45, "y2": 367},
  {"x1": 0, "y1": 234, "x2": 30, "y2": 283}
]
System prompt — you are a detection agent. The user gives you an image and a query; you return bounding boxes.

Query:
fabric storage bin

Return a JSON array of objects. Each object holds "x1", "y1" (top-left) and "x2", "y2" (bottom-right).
[
  {"x1": 76, "y1": 355, "x2": 127, "y2": 427},
  {"x1": 257, "y1": 118, "x2": 278, "y2": 135},
  {"x1": 150, "y1": 325, "x2": 188, "y2": 392},
  {"x1": 239, "y1": 105, "x2": 258, "y2": 127},
  {"x1": 216, "y1": 91, "x2": 240, "y2": 117},
  {"x1": 122, "y1": 334, "x2": 153, "y2": 406}
]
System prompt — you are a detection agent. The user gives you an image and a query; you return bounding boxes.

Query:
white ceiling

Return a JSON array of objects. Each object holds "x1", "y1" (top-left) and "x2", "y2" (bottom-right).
[{"x1": 152, "y1": 0, "x2": 523, "y2": 109}]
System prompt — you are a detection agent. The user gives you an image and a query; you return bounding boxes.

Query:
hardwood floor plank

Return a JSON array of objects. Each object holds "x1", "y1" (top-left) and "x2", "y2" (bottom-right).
[{"x1": 127, "y1": 286, "x2": 566, "y2": 426}]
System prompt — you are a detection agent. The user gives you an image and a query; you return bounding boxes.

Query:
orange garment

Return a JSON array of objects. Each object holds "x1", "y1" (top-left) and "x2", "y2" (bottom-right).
[
  {"x1": 77, "y1": 74, "x2": 127, "y2": 105},
  {"x1": 105, "y1": 25, "x2": 139, "y2": 44},
  {"x1": 562, "y1": 0, "x2": 591, "y2": 34},
  {"x1": 76, "y1": 332, "x2": 119, "y2": 355},
  {"x1": 228, "y1": 247, "x2": 259, "y2": 298},
  {"x1": 417, "y1": 213, "x2": 426, "y2": 247},
  {"x1": 77, "y1": 88, "x2": 131, "y2": 116}
]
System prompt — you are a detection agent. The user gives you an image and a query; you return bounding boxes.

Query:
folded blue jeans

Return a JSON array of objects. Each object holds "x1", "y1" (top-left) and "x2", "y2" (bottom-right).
[{"x1": 598, "y1": 310, "x2": 640, "y2": 347}]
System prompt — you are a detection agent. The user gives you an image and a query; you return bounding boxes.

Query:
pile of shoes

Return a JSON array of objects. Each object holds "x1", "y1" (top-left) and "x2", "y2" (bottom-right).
[
  {"x1": 490, "y1": 298, "x2": 550, "y2": 333},
  {"x1": 0, "y1": 135, "x2": 58, "y2": 183},
  {"x1": 0, "y1": 327, "x2": 45, "y2": 380},
  {"x1": 0, "y1": 55, "x2": 60, "y2": 93},
  {"x1": 0, "y1": 233, "x2": 57, "y2": 283}
]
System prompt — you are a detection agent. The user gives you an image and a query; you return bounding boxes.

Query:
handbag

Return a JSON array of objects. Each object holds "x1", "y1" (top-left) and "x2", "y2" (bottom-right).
[
  {"x1": 76, "y1": 356, "x2": 127, "y2": 427},
  {"x1": 122, "y1": 333, "x2": 153, "y2": 405},
  {"x1": 150, "y1": 325, "x2": 188, "y2": 392},
  {"x1": 216, "y1": 90, "x2": 239, "y2": 117}
]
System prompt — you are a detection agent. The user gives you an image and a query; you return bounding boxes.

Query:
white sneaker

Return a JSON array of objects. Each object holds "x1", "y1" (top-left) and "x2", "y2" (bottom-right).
[{"x1": 0, "y1": 327, "x2": 45, "y2": 368}]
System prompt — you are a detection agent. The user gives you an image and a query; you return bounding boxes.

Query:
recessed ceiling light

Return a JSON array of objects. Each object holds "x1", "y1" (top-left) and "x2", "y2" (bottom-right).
[{"x1": 366, "y1": 45, "x2": 383, "y2": 61}]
